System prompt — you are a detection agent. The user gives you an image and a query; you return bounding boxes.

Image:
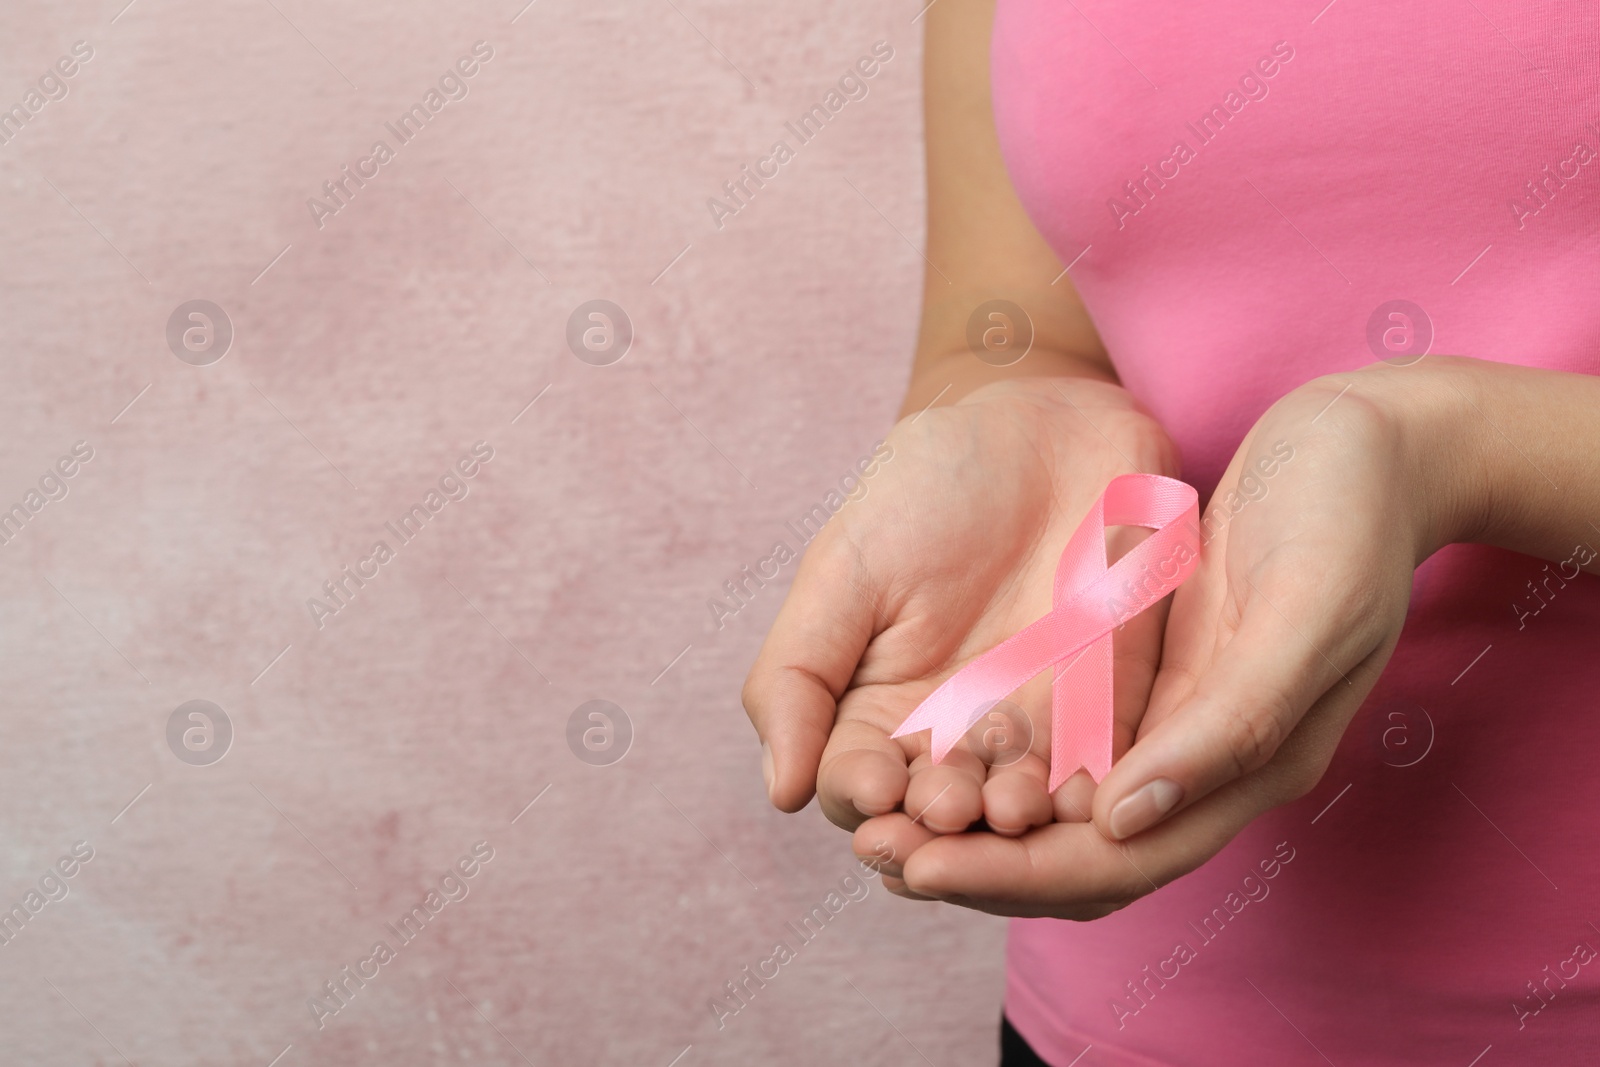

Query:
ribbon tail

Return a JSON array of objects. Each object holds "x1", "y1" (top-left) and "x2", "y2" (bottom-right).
[
  {"x1": 888, "y1": 695, "x2": 981, "y2": 765},
  {"x1": 1049, "y1": 629, "x2": 1114, "y2": 790},
  {"x1": 889, "y1": 606, "x2": 1106, "y2": 763}
]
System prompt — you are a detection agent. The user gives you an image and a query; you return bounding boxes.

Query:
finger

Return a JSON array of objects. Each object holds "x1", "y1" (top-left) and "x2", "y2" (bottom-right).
[
  {"x1": 903, "y1": 769, "x2": 1277, "y2": 918},
  {"x1": 1095, "y1": 576, "x2": 1371, "y2": 840},
  {"x1": 852, "y1": 813, "x2": 936, "y2": 879},
  {"x1": 742, "y1": 534, "x2": 877, "y2": 812},
  {"x1": 981, "y1": 752, "x2": 1053, "y2": 836},
  {"x1": 881, "y1": 874, "x2": 939, "y2": 901},
  {"x1": 904, "y1": 747, "x2": 988, "y2": 833},
  {"x1": 1048, "y1": 767, "x2": 1097, "y2": 824},
  {"x1": 817, "y1": 716, "x2": 913, "y2": 831}
]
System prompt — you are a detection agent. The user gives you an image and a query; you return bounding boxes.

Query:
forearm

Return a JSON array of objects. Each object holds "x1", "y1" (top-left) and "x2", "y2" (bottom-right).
[
  {"x1": 1450, "y1": 358, "x2": 1600, "y2": 572},
  {"x1": 903, "y1": 0, "x2": 1118, "y2": 421},
  {"x1": 1346, "y1": 357, "x2": 1600, "y2": 573}
]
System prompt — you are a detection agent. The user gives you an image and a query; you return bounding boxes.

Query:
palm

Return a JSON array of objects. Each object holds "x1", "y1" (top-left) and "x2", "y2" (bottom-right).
[{"x1": 746, "y1": 377, "x2": 1178, "y2": 847}]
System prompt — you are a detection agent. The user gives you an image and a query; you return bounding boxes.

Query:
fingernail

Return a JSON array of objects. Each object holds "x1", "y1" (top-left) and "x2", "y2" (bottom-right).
[
  {"x1": 1108, "y1": 778, "x2": 1183, "y2": 840},
  {"x1": 761, "y1": 740, "x2": 776, "y2": 802}
]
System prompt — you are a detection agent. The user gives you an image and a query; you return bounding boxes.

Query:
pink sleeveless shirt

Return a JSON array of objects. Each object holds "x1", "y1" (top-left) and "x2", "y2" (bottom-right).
[{"x1": 991, "y1": 2, "x2": 1600, "y2": 1063}]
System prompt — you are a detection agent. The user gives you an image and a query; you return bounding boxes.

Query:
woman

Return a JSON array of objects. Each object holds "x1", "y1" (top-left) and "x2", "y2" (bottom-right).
[{"x1": 746, "y1": 0, "x2": 1600, "y2": 1062}]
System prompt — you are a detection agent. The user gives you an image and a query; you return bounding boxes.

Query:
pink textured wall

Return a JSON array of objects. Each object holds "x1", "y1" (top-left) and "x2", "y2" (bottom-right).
[{"x1": 0, "y1": 1, "x2": 1005, "y2": 1064}]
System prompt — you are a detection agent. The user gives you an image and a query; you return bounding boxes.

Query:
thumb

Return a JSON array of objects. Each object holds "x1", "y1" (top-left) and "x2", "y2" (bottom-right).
[
  {"x1": 1092, "y1": 576, "x2": 1362, "y2": 840},
  {"x1": 742, "y1": 535, "x2": 877, "y2": 812}
]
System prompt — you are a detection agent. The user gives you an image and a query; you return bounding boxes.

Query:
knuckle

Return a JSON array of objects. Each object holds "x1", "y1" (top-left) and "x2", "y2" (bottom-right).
[
  {"x1": 1272, "y1": 741, "x2": 1335, "y2": 803},
  {"x1": 739, "y1": 671, "x2": 770, "y2": 724},
  {"x1": 1289, "y1": 377, "x2": 1401, "y2": 450},
  {"x1": 1101, "y1": 883, "x2": 1146, "y2": 914},
  {"x1": 1217, "y1": 696, "x2": 1289, "y2": 778},
  {"x1": 1281, "y1": 764, "x2": 1323, "y2": 802},
  {"x1": 823, "y1": 804, "x2": 866, "y2": 833}
]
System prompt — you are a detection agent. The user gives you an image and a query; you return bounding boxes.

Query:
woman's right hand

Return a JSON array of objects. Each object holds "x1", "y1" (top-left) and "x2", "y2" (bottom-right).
[{"x1": 742, "y1": 376, "x2": 1178, "y2": 889}]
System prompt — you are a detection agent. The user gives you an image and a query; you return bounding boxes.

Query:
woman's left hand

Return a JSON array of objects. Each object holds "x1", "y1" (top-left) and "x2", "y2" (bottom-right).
[{"x1": 855, "y1": 360, "x2": 1490, "y2": 917}]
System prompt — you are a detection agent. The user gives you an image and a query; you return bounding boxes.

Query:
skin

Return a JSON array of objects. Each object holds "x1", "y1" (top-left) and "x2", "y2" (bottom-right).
[{"x1": 743, "y1": 0, "x2": 1600, "y2": 919}]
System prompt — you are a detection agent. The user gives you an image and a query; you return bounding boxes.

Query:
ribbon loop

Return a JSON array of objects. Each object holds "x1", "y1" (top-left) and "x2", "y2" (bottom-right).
[{"x1": 891, "y1": 473, "x2": 1199, "y2": 792}]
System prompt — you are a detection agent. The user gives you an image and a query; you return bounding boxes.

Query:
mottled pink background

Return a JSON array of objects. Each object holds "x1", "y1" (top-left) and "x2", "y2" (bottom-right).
[{"x1": 0, "y1": 2, "x2": 1004, "y2": 1064}]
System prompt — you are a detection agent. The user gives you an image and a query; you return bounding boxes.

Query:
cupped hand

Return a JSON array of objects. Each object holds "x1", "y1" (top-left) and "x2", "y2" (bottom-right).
[
  {"x1": 865, "y1": 366, "x2": 1470, "y2": 917},
  {"x1": 742, "y1": 377, "x2": 1178, "y2": 865}
]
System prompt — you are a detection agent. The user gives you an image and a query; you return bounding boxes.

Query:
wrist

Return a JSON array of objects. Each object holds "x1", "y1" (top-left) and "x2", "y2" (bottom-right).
[
  {"x1": 1344, "y1": 358, "x2": 1496, "y2": 560},
  {"x1": 899, "y1": 347, "x2": 1120, "y2": 419}
]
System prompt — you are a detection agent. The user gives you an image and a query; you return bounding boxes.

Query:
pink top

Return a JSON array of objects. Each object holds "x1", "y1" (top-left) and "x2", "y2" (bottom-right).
[{"x1": 991, "y1": 1, "x2": 1600, "y2": 1063}]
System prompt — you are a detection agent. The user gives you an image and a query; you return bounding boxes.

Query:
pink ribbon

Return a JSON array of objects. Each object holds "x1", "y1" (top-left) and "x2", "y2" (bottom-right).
[{"x1": 891, "y1": 473, "x2": 1200, "y2": 792}]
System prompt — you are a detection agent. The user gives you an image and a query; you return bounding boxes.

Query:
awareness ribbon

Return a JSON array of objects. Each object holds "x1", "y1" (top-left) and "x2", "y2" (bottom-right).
[{"x1": 891, "y1": 473, "x2": 1200, "y2": 793}]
